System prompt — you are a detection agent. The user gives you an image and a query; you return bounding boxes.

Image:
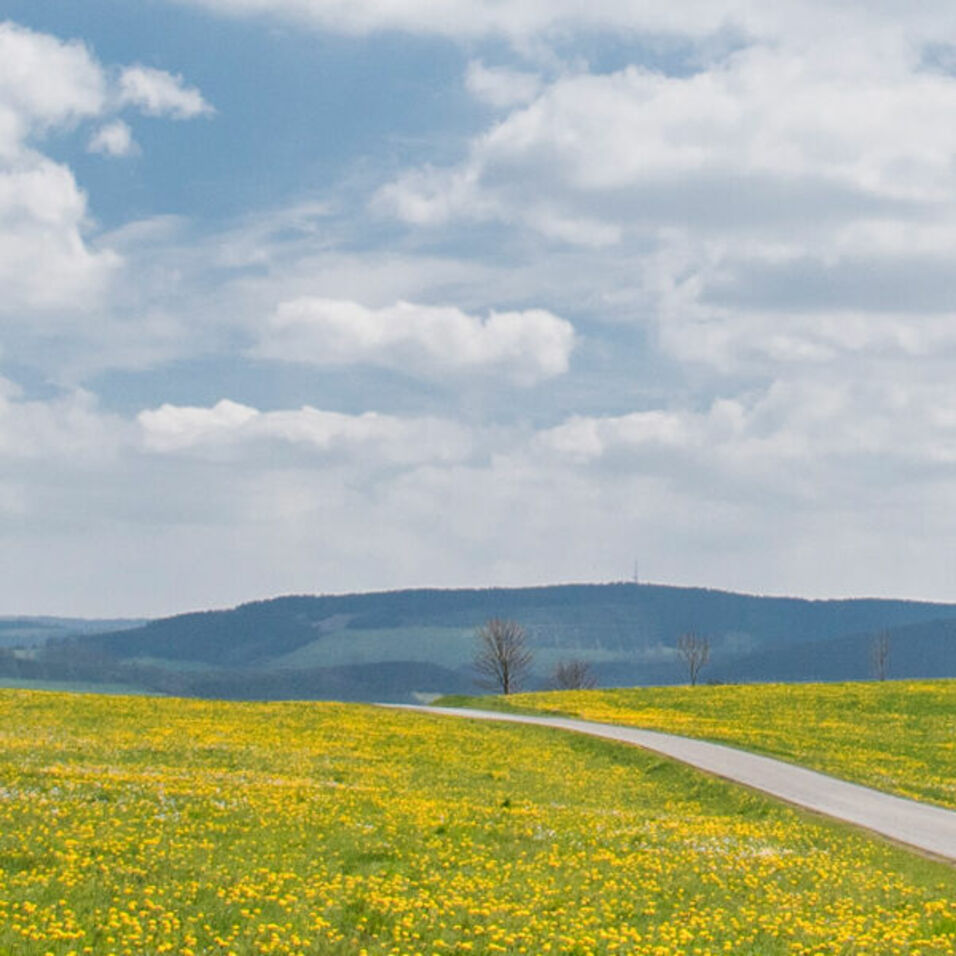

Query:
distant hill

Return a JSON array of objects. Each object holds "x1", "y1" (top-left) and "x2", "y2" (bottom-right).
[
  {"x1": 0, "y1": 616, "x2": 146, "y2": 648},
  {"x1": 6, "y1": 583, "x2": 956, "y2": 701},
  {"x1": 715, "y1": 617, "x2": 956, "y2": 683}
]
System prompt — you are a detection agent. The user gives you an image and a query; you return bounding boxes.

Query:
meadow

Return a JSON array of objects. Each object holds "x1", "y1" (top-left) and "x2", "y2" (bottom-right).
[
  {"x1": 0, "y1": 689, "x2": 953, "y2": 955},
  {"x1": 494, "y1": 680, "x2": 956, "y2": 809}
]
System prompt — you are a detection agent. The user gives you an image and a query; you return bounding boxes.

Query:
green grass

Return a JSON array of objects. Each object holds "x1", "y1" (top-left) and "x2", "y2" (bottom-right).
[
  {"x1": 447, "y1": 679, "x2": 956, "y2": 809},
  {"x1": 265, "y1": 625, "x2": 475, "y2": 669},
  {"x1": 0, "y1": 677, "x2": 157, "y2": 695}
]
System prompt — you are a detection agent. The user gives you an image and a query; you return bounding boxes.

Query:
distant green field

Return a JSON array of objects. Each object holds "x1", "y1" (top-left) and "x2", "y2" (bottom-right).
[
  {"x1": 0, "y1": 677, "x2": 156, "y2": 695},
  {"x1": 0, "y1": 689, "x2": 953, "y2": 955},
  {"x1": 266, "y1": 625, "x2": 476, "y2": 670},
  {"x1": 126, "y1": 656, "x2": 221, "y2": 673},
  {"x1": 266, "y1": 624, "x2": 637, "y2": 674},
  {"x1": 467, "y1": 680, "x2": 956, "y2": 809}
]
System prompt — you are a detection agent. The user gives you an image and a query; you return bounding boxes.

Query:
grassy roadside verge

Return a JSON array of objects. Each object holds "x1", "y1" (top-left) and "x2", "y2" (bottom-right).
[{"x1": 438, "y1": 680, "x2": 956, "y2": 809}]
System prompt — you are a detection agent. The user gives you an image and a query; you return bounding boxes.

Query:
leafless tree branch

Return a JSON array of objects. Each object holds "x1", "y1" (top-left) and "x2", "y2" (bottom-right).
[
  {"x1": 676, "y1": 632, "x2": 710, "y2": 686},
  {"x1": 473, "y1": 618, "x2": 533, "y2": 695},
  {"x1": 871, "y1": 631, "x2": 890, "y2": 681},
  {"x1": 551, "y1": 659, "x2": 597, "y2": 690}
]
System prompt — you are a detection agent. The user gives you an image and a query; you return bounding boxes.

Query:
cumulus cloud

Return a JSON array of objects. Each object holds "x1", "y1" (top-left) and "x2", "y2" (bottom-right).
[
  {"x1": 0, "y1": 22, "x2": 119, "y2": 311},
  {"x1": 0, "y1": 22, "x2": 210, "y2": 320},
  {"x1": 0, "y1": 23, "x2": 211, "y2": 319},
  {"x1": 382, "y1": 41, "x2": 956, "y2": 242},
  {"x1": 88, "y1": 119, "x2": 138, "y2": 157},
  {"x1": 0, "y1": 379, "x2": 125, "y2": 461},
  {"x1": 636, "y1": 224, "x2": 956, "y2": 376},
  {"x1": 12, "y1": 5, "x2": 956, "y2": 613},
  {"x1": 117, "y1": 65, "x2": 213, "y2": 119},
  {"x1": 251, "y1": 297, "x2": 576, "y2": 384},
  {"x1": 539, "y1": 409, "x2": 695, "y2": 463},
  {"x1": 375, "y1": 23, "x2": 956, "y2": 428},
  {"x1": 165, "y1": 1, "x2": 956, "y2": 47},
  {"x1": 465, "y1": 61, "x2": 542, "y2": 108},
  {"x1": 138, "y1": 398, "x2": 473, "y2": 463},
  {"x1": 0, "y1": 21, "x2": 105, "y2": 153},
  {"x1": 166, "y1": 0, "x2": 737, "y2": 39},
  {"x1": 537, "y1": 377, "x2": 956, "y2": 497},
  {"x1": 9, "y1": 373, "x2": 956, "y2": 614},
  {"x1": 0, "y1": 156, "x2": 119, "y2": 312},
  {"x1": 138, "y1": 398, "x2": 258, "y2": 451},
  {"x1": 659, "y1": 300, "x2": 956, "y2": 374}
]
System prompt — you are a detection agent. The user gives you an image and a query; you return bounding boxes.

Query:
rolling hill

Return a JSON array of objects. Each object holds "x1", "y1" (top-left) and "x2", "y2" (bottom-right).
[{"x1": 4, "y1": 582, "x2": 955, "y2": 700}]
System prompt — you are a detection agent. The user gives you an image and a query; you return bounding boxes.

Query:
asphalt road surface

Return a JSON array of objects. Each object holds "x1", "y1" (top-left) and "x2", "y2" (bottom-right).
[{"x1": 387, "y1": 704, "x2": 956, "y2": 863}]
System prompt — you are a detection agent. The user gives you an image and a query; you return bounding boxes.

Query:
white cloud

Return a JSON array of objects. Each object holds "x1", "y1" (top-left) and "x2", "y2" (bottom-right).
[
  {"x1": 138, "y1": 398, "x2": 258, "y2": 451},
  {"x1": 165, "y1": 1, "x2": 956, "y2": 47},
  {"x1": 659, "y1": 301, "x2": 956, "y2": 374},
  {"x1": 166, "y1": 0, "x2": 736, "y2": 39},
  {"x1": 539, "y1": 410, "x2": 694, "y2": 463},
  {"x1": 88, "y1": 119, "x2": 138, "y2": 157},
  {"x1": 465, "y1": 61, "x2": 542, "y2": 108},
  {"x1": 0, "y1": 380, "x2": 124, "y2": 461},
  {"x1": 0, "y1": 21, "x2": 105, "y2": 154},
  {"x1": 12, "y1": 6, "x2": 956, "y2": 614},
  {"x1": 0, "y1": 156, "x2": 119, "y2": 312},
  {"x1": 138, "y1": 398, "x2": 474, "y2": 463},
  {"x1": 374, "y1": 25, "x2": 956, "y2": 441},
  {"x1": 632, "y1": 222, "x2": 956, "y2": 377},
  {"x1": 0, "y1": 22, "x2": 210, "y2": 322},
  {"x1": 0, "y1": 23, "x2": 119, "y2": 312},
  {"x1": 382, "y1": 41, "x2": 956, "y2": 243},
  {"x1": 537, "y1": 377, "x2": 956, "y2": 493},
  {"x1": 251, "y1": 297, "x2": 576, "y2": 384},
  {"x1": 118, "y1": 65, "x2": 213, "y2": 119},
  {"x1": 8, "y1": 376, "x2": 956, "y2": 615}
]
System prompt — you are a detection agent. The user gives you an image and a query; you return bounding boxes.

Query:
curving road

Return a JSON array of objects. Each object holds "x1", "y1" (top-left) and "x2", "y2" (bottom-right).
[{"x1": 385, "y1": 704, "x2": 956, "y2": 863}]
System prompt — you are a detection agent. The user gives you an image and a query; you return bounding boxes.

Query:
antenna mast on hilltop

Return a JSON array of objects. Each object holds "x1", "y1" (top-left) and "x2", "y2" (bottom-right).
[{"x1": 632, "y1": 559, "x2": 640, "y2": 586}]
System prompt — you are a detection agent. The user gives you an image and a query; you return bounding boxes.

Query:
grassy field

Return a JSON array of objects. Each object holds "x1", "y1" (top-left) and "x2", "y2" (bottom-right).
[
  {"x1": 0, "y1": 678, "x2": 157, "y2": 695},
  {"x1": 266, "y1": 626, "x2": 476, "y2": 670},
  {"x1": 476, "y1": 680, "x2": 956, "y2": 810},
  {"x1": 0, "y1": 690, "x2": 953, "y2": 955}
]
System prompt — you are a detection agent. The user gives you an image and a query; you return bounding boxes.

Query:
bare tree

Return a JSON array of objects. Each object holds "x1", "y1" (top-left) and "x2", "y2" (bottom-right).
[
  {"x1": 676, "y1": 632, "x2": 710, "y2": 686},
  {"x1": 551, "y1": 659, "x2": 597, "y2": 690},
  {"x1": 473, "y1": 618, "x2": 533, "y2": 695},
  {"x1": 871, "y1": 631, "x2": 890, "y2": 681}
]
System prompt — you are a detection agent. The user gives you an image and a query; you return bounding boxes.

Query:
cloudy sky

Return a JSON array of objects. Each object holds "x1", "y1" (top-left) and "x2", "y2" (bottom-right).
[{"x1": 5, "y1": 1, "x2": 956, "y2": 616}]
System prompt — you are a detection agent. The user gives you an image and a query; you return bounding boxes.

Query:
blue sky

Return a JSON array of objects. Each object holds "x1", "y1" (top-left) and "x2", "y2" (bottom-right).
[
  {"x1": 7, "y1": 2, "x2": 486, "y2": 238},
  {"x1": 4, "y1": 1, "x2": 956, "y2": 615}
]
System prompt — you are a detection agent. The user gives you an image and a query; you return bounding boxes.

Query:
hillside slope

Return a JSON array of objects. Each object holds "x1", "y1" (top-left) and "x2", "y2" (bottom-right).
[
  {"x1": 715, "y1": 617, "x2": 956, "y2": 683},
  {"x1": 7, "y1": 582, "x2": 954, "y2": 700}
]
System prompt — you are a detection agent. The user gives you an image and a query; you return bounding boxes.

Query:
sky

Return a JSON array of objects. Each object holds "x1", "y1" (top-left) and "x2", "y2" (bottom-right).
[{"x1": 5, "y1": 1, "x2": 956, "y2": 616}]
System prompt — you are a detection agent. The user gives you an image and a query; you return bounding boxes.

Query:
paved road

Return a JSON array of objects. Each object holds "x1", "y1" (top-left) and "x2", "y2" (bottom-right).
[{"x1": 386, "y1": 704, "x2": 956, "y2": 863}]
